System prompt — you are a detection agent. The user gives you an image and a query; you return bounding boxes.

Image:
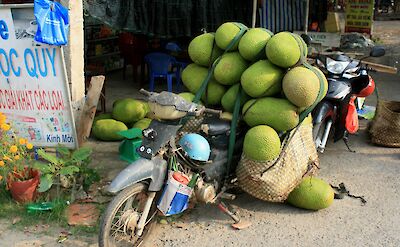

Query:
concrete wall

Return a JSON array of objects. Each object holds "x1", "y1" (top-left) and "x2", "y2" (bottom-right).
[{"x1": 61, "y1": 0, "x2": 85, "y2": 122}]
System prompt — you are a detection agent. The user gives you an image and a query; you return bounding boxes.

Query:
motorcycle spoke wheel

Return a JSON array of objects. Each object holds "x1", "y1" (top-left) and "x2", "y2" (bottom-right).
[{"x1": 99, "y1": 183, "x2": 157, "y2": 247}]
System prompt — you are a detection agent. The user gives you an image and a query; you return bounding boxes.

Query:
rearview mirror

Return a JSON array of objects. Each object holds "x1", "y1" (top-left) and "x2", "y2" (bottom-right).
[{"x1": 370, "y1": 46, "x2": 385, "y2": 57}]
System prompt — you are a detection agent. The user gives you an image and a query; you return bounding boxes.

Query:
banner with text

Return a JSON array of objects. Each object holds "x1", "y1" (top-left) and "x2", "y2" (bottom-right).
[
  {"x1": 345, "y1": 0, "x2": 374, "y2": 34},
  {"x1": 0, "y1": 6, "x2": 77, "y2": 148}
]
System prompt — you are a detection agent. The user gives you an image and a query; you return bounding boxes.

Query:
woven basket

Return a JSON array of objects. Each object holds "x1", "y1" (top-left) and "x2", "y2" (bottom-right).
[
  {"x1": 369, "y1": 100, "x2": 400, "y2": 148},
  {"x1": 236, "y1": 123, "x2": 319, "y2": 202},
  {"x1": 179, "y1": 117, "x2": 204, "y2": 135}
]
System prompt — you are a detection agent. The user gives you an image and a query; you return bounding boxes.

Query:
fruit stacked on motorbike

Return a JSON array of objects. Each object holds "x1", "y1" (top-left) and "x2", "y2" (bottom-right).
[{"x1": 99, "y1": 22, "x2": 334, "y2": 247}]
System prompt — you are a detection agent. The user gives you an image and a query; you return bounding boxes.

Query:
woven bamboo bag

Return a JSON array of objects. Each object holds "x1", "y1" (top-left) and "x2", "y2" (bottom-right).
[
  {"x1": 236, "y1": 123, "x2": 319, "y2": 202},
  {"x1": 369, "y1": 100, "x2": 400, "y2": 147}
]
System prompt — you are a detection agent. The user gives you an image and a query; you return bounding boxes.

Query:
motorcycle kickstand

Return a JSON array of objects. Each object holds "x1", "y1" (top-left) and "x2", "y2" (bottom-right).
[
  {"x1": 343, "y1": 135, "x2": 356, "y2": 153},
  {"x1": 217, "y1": 201, "x2": 251, "y2": 230}
]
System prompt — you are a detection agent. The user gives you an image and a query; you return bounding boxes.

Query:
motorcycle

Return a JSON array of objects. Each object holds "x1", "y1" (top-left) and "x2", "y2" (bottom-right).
[
  {"x1": 312, "y1": 46, "x2": 385, "y2": 153},
  {"x1": 99, "y1": 89, "x2": 246, "y2": 247}
]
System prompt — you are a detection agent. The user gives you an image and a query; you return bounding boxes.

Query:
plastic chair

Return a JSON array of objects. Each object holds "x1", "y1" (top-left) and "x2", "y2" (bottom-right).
[
  {"x1": 118, "y1": 33, "x2": 148, "y2": 84},
  {"x1": 144, "y1": 52, "x2": 178, "y2": 92},
  {"x1": 165, "y1": 42, "x2": 182, "y2": 53}
]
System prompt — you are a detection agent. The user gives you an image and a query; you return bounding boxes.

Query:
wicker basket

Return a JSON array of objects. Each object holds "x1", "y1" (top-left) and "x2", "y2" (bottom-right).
[
  {"x1": 178, "y1": 117, "x2": 204, "y2": 135},
  {"x1": 369, "y1": 100, "x2": 400, "y2": 148},
  {"x1": 236, "y1": 123, "x2": 319, "y2": 202}
]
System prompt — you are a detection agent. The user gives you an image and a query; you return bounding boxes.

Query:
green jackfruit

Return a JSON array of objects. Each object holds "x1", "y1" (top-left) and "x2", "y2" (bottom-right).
[
  {"x1": 215, "y1": 22, "x2": 247, "y2": 51},
  {"x1": 182, "y1": 64, "x2": 226, "y2": 105},
  {"x1": 221, "y1": 84, "x2": 250, "y2": 112},
  {"x1": 93, "y1": 113, "x2": 112, "y2": 124},
  {"x1": 92, "y1": 119, "x2": 128, "y2": 141},
  {"x1": 178, "y1": 92, "x2": 196, "y2": 102},
  {"x1": 188, "y1": 33, "x2": 223, "y2": 67},
  {"x1": 238, "y1": 28, "x2": 272, "y2": 61},
  {"x1": 113, "y1": 99, "x2": 123, "y2": 108},
  {"x1": 242, "y1": 97, "x2": 299, "y2": 131},
  {"x1": 178, "y1": 92, "x2": 203, "y2": 105},
  {"x1": 241, "y1": 60, "x2": 284, "y2": 98},
  {"x1": 132, "y1": 118, "x2": 152, "y2": 130},
  {"x1": 266, "y1": 32, "x2": 301, "y2": 68},
  {"x1": 286, "y1": 177, "x2": 335, "y2": 210},
  {"x1": 201, "y1": 80, "x2": 226, "y2": 105},
  {"x1": 302, "y1": 114, "x2": 313, "y2": 125},
  {"x1": 282, "y1": 66, "x2": 321, "y2": 108},
  {"x1": 313, "y1": 66, "x2": 328, "y2": 102},
  {"x1": 182, "y1": 63, "x2": 209, "y2": 93},
  {"x1": 112, "y1": 99, "x2": 149, "y2": 124},
  {"x1": 243, "y1": 125, "x2": 281, "y2": 161},
  {"x1": 214, "y1": 52, "x2": 248, "y2": 85}
]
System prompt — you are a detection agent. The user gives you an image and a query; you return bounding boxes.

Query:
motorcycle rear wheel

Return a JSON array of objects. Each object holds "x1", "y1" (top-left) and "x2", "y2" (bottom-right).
[{"x1": 99, "y1": 183, "x2": 157, "y2": 247}]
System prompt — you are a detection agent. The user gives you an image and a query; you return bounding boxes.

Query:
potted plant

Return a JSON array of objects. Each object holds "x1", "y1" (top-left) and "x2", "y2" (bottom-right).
[
  {"x1": 0, "y1": 112, "x2": 38, "y2": 203},
  {"x1": 33, "y1": 146, "x2": 99, "y2": 202}
]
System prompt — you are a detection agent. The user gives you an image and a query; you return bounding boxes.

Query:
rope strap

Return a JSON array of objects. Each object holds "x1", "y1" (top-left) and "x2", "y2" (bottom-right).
[{"x1": 193, "y1": 23, "x2": 248, "y2": 103}]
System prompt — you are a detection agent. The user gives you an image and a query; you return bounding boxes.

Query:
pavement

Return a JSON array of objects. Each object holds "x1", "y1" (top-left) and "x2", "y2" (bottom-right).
[{"x1": 0, "y1": 21, "x2": 399, "y2": 247}]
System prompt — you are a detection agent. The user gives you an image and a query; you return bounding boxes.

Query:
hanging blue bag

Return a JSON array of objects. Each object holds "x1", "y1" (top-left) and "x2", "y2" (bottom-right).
[{"x1": 34, "y1": 0, "x2": 69, "y2": 46}]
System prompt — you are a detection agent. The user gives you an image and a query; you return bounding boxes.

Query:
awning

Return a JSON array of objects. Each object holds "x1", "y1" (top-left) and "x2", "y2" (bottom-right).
[{"x1": 83, "y1": 0, "x2": 254, "y2": 38}]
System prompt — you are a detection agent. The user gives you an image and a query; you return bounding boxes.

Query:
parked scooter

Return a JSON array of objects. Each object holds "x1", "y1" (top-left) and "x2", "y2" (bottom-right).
[
  {"x1": 99, "y1": 90, "x2": 246, "y2": 247},
  {"x1": 312, "y1": 46, "x2": 385, "y2": 153}
]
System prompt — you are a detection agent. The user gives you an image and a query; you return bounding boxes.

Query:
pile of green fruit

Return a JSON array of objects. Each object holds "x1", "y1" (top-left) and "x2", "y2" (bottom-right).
[
  {"x1": 182, "y1": 22, "x2": 328, "y2": 162},
  {"x1": 91, "y1": 99, "x2": 152, "y2": 141}
]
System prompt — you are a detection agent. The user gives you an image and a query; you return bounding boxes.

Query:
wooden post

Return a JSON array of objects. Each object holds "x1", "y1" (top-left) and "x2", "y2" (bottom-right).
[
  {"x1": 76, "y1": 76, "x2": 105, "y2": 146},
  {"x1": 304, "y1": 0, "x2": 310, "y2": 33},
  {"x1": 252, "y1": 0, "x2": 257, "y2": 28}
]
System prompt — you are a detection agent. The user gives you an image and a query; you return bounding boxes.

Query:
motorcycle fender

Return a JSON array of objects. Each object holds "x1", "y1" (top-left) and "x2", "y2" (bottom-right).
[
  {"x1": 313, "y1": 101, "x2": 335, "y2": 125},
  {"x1": 107, "y1": 157, "x2": 167, "y2": 194}
]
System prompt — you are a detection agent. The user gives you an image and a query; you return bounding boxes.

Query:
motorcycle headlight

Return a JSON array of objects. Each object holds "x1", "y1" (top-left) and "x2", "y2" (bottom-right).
[{"x1": 326, "y1": 57, "x2": 350, "y2": 74}]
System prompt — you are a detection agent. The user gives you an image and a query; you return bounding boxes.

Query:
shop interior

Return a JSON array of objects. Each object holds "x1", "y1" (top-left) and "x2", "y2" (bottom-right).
[
  {"x1": 82, "y1": 0, "x2": 254, "y2": 113},
  {"x1": 84, "y1": 15, "x2": 192, "y2": 113}
]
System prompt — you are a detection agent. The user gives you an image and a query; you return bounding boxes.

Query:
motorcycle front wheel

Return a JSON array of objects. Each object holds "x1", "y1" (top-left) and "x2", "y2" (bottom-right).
[{"x1": 99, "y1": 183, "x2": 157, "y2": 247}]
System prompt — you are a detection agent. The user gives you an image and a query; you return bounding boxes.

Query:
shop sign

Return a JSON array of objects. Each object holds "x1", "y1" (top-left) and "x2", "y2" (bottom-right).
[
  {"x1": 345, "y1": 0, "x2": 374, "y2": 34},
  {"x1": 0, "y1": 5, "x2": 77, "y2": 148},
  {"x1": 294, "y1": 31, "x2": 341, "y2": 48}
]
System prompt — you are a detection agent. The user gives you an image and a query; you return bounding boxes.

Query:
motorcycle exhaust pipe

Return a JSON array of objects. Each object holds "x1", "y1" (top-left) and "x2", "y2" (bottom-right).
[{"x1": 319, "y1": 120, "x2": 333, "y2": 153}]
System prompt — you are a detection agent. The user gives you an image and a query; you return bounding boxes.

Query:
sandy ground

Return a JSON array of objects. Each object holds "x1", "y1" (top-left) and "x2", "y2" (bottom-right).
[{"x1": 0, "y1": 21, "x2": 399, "y2": 247}]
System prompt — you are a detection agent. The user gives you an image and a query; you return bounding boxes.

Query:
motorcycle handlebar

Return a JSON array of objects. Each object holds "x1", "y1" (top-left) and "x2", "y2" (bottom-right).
[
  {"x1": 139, "y1": 88, "x2": 222, "y2": 117},
  {"x1": 191, "y1": 107, "x2": 221, "y2": 117},
  {"x1": 139, "y1": 89, "x2": 151, "y2": 96},
  {"x1": 204, "y1": 108, "x2": 222, "y2": 115}
]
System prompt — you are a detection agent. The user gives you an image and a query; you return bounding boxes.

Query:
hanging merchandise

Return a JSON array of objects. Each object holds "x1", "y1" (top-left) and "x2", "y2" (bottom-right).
[
  {"x1": 157, "y1": 156, "x2": 197, "y2": 216},
  {"x1": 34, "y1": 0, "x2": 69, "y2": 45}
]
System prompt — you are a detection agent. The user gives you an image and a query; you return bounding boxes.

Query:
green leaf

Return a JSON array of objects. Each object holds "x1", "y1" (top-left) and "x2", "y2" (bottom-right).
[
  {"x1": 59, "y1": 166, "x2": 79, "y2": 176},
  {"x1": 37, "y1": 149, "x2": 60, "y2": 165},
  {"x1": 71, "y1": 147, "x2": 92, "y2": 162},
  {"x1": 57, "y1": 146, "x2": 71, "y2": 157},
  {"x1": 32, "y1": 162, "x2": 53, "y2": 174},
  {"x1": 38, "y1": 174, "x2": 53, "y2": 192}
]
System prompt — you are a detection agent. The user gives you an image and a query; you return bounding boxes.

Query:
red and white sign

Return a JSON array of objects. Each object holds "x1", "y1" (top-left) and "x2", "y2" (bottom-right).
[{"x1": 0, "y1": 5, "x2": 77, "y2": 148}]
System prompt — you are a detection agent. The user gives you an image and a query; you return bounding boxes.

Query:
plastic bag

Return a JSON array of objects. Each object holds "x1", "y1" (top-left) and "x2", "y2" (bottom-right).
[
  {"x1": 345, "y1": 96, "x2": 359, "y2": 134},
  {"x1": 34, "y1": 0, "x2": 69, "y2": 45},
  {"x1": 157, "y1": 171, "x2": 193, "y2": 216}
]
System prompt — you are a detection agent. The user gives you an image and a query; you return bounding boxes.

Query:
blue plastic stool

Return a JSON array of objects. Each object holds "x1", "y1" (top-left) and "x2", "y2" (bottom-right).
[{"x1": 144, "y1": 52, "x2": 177, "y2": 92}]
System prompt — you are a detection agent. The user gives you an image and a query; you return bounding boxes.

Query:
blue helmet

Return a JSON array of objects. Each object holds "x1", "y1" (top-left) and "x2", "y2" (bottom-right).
[{"x1": 179, "y1": 133, "x2": 210, "y2": 162}]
